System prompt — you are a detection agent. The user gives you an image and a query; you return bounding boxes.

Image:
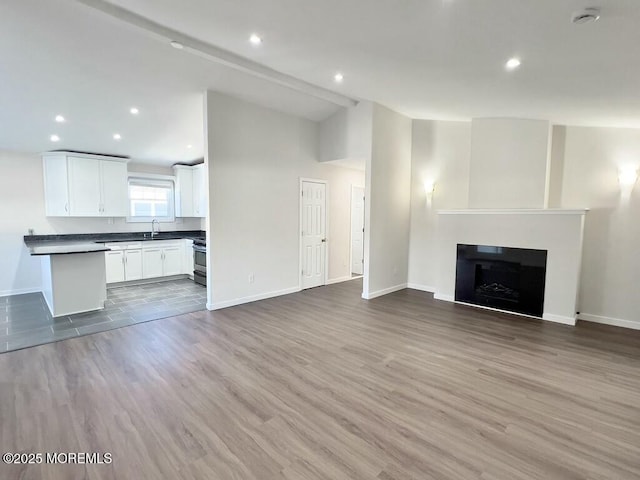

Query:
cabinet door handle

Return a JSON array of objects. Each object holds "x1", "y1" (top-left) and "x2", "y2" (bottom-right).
[{"x1": 64, "y1": 203, "x2": 68, "y2": 212}]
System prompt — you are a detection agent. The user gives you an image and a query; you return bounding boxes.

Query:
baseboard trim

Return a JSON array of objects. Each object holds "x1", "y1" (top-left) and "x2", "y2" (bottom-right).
[
  {"x1": 362, "y1": 283, "x2": 407, "y2": 300},
  {"x1": 326, "y1": 275, "x2": 359, "y2": 285},
  {"x1": 433, "y1": 293, "x2": 454, "y2": 302},
  {"x1": 407, "y1": 283, "x2": 436, "y2": 293},
  {"x1": 207, "y1": 286, "x2": 301, "y2": 311},
  {"x1": 0, "y1": 287, "x2": 42, "y2": 298},
  {"x1": 578, "y1": 312, "x2": 640, "y2": 331},
  {"x1": 542, "y1": 313, "x2": 576, "y2": 326}
]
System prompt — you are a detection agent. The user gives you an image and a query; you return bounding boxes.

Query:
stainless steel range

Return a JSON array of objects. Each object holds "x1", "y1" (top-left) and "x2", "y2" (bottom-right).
[{"x1": 193, "y1": 238, "x2": 207, "y2": 286}]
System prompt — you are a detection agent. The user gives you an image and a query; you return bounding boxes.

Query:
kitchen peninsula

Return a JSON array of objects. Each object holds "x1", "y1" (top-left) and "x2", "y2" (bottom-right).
[
  {"x1": 26, "y1": 241, "x2": 109, "y2": 317},
  {"x1": 24, "y1": 230, "x2": 205, "y2": 317}
]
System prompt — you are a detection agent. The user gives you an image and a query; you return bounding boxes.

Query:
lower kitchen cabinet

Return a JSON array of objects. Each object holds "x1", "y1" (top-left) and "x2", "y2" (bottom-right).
[
  {"x1": 124, "y1": 249, "x2": 143, "y2": 281},
  {"x1": 162, "y1": 246, "x2": 183, "y2": 276},
  {"x1": 105, "y1": 250, "x2": 125, "y2": 283},
  {"x1": 106, "y1": 240, "x2": 191, "y2": 284},
  {"x1": 142, "y1": 241, "x2": 185, "y2": 279},
  {"x1": 105, "y1": 243, "x2": 144, "y2": 283},
  {"x1": 142, "y1": 248, "x2": 164, "y2": 279}
]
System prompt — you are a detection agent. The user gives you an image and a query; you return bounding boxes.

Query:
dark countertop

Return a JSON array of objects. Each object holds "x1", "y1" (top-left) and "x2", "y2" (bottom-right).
[
  {"x1": 27, "y1": 242, "x2": 112, "y2": 256},
  {"x1": 24, "y1": 230, "x2": 205, "y2": 256}
]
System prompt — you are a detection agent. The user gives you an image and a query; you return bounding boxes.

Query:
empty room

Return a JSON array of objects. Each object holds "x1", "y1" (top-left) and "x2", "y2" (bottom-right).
[{"x1": 1, "y1": 1, "x2": 639, "y2": 479}]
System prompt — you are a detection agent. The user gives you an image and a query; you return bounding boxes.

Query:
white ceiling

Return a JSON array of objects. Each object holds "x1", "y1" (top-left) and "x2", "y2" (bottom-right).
[
  {"x1": 0, "y1": 0, "x2": 341, "y2": 165},
  {"x1": 2, "y1": 0, "x2": 640, "y2": 165}
]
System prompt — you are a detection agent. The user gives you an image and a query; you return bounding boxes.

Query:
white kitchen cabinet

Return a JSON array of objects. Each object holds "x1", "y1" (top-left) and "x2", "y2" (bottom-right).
[
  {"x1": 142, "y1": 248, "x2": 164, "y2": 279},
  {"x1": 162, "y1": 247, "x2": 183, "y2": 276},
  {"x1": 173, "y1": 163, "x2": 206, "y2": 218},
  {"x1": 192, "y1": 164, "x2": 206, "y2": 218},
  {"x1": 105, "y1": 250, "x2": 125, "y2": 283},
  {"x1": 142, "y1": 241, "x2": 185, "y2": 278},
  {"x1": 42, "y1": 152, "x2": 128, "y2": 217},
  {"x1": 106, "y1": 241, "x2": 185, "y2": 283},
  {"x1": 174, "y1": 166, "x2": 194, "y2": 217},
  {"x1": 124, "y1": 249, "x2": 143, "y2": 281},
  {"x1": 105, "y1": 243, "x2": 143, "y2": 283},
  {"x1": 183, "y1": 239, "x2": 194, "y2": 276},
  {"x1": 101, "y1": 161, "x2": 129, "y2": 216},
  {"x1": 43, "y1": 153, "x2": 70, "y2": 216},
  {"x1": 68, "y1": 156, "x2": 102, "y2": 216}
]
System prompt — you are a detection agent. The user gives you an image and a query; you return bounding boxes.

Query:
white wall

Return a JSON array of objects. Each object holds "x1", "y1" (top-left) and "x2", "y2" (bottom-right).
[
  {"x1": 558, "y1": 126, "x2": 640, "y2": 328},
  {"x1": 408, "y1": 120, "x2": 471, "y2": 291},
  {"x1": 469, "y1": 118, "x2": 551, "y2": 208},
  {"x1": 363, "y1": 104, "x2": 412, "y2": 298},
  {"x1": 0, "y1": 150, "x2": 201, "y2": 296},
  {"x1": 319, "y1": 102, "x2": 372, "y2": 164},
  {"x1": 547, "y1": 126, "x2": 566, "y2": 208},
  {"x1": 204, "y1": 91, "x2": 364, "y2": 309}
]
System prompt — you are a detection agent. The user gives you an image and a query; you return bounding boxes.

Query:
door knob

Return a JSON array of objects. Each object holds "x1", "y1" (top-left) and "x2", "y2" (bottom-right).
[{"x1": 321, "y1": 238, "x2": 326, "y2": 242}]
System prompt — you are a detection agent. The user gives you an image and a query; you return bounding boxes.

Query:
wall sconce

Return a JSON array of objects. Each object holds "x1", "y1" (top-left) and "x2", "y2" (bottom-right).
[
  {"x1": 619, "y1": 166, "x2": 638, "y2": 189},
  {"x1": 424, "y1": 180, "x2": 436, "y2": 204}
]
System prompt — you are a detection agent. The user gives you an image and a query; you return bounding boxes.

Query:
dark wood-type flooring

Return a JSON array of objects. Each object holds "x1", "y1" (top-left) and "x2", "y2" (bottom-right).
[{"x1": 1, "y1": 279, "x2": 639, "y2": 479}]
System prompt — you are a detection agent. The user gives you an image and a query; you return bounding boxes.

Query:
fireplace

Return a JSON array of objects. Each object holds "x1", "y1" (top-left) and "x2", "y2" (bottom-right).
[{"x1": 455, "y1": 244, "x2": 547, "y2": 317}]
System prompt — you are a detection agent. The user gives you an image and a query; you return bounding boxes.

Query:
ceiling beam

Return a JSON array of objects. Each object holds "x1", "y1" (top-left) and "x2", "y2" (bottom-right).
[{"x1": 75, "y1": 0, "x2": 358, "y2": 108}]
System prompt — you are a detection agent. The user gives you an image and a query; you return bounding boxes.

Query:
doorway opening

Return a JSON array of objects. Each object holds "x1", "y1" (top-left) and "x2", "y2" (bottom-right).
[{"x1": 350, "y1": 185, "x2": 365, "y2": 278}]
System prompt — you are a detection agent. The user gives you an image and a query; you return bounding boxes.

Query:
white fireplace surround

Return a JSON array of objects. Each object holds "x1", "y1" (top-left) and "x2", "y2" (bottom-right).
[{"x1": 435, "y1": 209, "x2": 587, "y2": 325}]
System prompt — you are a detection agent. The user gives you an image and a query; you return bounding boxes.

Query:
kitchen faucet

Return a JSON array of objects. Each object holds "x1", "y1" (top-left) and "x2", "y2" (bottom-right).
[{"x1": 151, "y1": 219, "x2": 159, "y2": 238}]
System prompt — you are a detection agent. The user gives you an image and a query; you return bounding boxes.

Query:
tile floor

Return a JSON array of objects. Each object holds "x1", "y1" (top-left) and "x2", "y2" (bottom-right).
[{"x1": 0, "y1": 279, "x2": 206, "y2": 353}]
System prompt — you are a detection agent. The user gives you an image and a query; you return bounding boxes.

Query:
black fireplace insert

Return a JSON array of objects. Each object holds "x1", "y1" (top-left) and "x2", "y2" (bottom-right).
[{"x1": 455, "y1": 244, "x2": 547, "y2": 317}]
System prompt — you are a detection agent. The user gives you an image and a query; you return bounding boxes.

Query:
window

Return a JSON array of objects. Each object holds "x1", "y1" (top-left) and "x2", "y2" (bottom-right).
[{"x1": 127, "y1": 176, "x2": 175, "y2": 222}]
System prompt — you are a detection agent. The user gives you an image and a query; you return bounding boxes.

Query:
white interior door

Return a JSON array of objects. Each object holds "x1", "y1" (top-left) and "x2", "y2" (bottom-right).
[
  {"x1": 351, "y1": 186, "x2": 365, "y2": 275},
  {"x1": 301, "y1": 181, "x2": 326, "y2": 289}
]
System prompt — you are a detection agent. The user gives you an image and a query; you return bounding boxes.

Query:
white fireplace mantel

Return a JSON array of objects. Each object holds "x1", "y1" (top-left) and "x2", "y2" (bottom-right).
[
  {"x1": 438, "y1": 209, "x2": 588, "y2": 215},
  {"x1": 434, "y1": 209, "x2": 587, "y2": 325}
]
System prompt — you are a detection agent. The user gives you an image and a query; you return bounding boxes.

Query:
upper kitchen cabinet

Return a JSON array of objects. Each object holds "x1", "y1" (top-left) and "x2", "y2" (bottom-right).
[
  {"x1": 192, "y1": 164, "x2": 206, "y2": 218},
  {"x1": 173, "y1": 163, "x2": 206, "y2": 218},
  {"x1": 43, "y1": 152, "x2": 128, "y2": 217}
]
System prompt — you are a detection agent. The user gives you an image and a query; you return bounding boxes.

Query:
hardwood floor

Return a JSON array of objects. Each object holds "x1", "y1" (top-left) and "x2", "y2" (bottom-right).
[{"x1": 1, "y1": 278, "x2": 639, "y2": 479}]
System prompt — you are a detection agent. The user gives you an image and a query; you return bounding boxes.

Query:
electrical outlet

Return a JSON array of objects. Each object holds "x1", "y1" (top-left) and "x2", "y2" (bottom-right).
[{"x1": 248, "y1": 273, "x2": 255, "y2": 284}]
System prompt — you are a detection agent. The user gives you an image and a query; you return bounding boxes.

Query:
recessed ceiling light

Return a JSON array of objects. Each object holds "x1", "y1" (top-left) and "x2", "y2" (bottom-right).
[
  {"x1": 113, "y1": 133, "x2": 122, "y2": 140},
  {"x1": 170, "y1": 40, "x2": 184, "y2": 49},
  {"x1": 186, "y1": 144, "x2": 193, "y2": 149},
  {"x1": 50, "y1": 134, "x2": 60, "y2": 142},
  {"x1": 505, "y1": 58, "x2": 521, "y2": 70},
  {"x1": 55, "y1": 115, "x2": 65, "y2": 123},
  {"x1": 334, "y1": 72, "x2": 344, "y2": 83},
  {"x1": 249, "y1": 34, "x2": 262, "y2": 45},
  {"x1": 130, "y1": 107, "x2": 139, "y2": 115}
]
